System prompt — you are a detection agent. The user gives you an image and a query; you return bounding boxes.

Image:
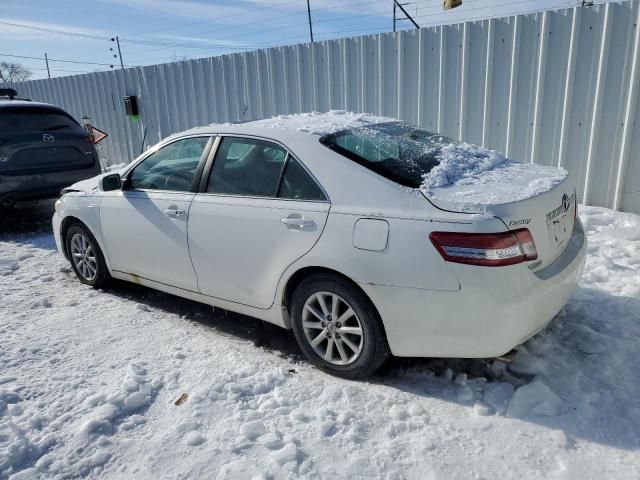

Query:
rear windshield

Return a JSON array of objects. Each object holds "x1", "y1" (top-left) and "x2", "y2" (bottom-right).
[
  {"x1": 319, "y1": 122, "x2": 454, "y2": 188},
  {"x1": 0, "y1": 107, "x2": 80, "y2": 133}
]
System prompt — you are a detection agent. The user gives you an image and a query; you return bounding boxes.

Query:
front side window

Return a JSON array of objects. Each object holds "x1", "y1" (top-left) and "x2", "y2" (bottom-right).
[
  {"x1": 320, "y1": 122, "x2": 454, "y2": 188},
  {"x1": 129, "y1": 136, "x2": 210, "y2": 191},
  {"x1": 207, "y1": 137, "x2": 287, "y2": 197}
]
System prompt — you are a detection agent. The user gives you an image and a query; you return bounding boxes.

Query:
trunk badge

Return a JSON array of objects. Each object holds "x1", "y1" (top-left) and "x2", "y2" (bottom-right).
[{"x1": 43, "y1": 134, "x2": 55, "y2": 143}]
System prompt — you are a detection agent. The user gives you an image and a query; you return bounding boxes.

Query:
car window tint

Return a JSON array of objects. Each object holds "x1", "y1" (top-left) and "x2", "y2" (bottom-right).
[
  {"x1": 335, "y1": 131, "x2": 400, "y2": 162},
  {"x1": 0, "y1": 107, "x2": 81, "y2": 133},
  {"x1": 277, "y1": 158, "x2": 326, "y2": 201},
  {"x1": 207, "y1": 137, "x2": 287, "y2": 197},
  {"x1": 320, "y1": 122, "x2": 448, "y2": 188},
  {"x1": 129, "y1": 137, "x2": 209, "y2": 191}
]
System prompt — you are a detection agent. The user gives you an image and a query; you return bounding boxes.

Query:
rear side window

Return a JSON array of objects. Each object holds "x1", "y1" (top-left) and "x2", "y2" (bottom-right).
[
  {"x1": 278, "y1": 158, "x2": 326, "y2": 201},
  {"x1": 0, "y1": 107, "x2": 80, "y2": 133},
  {"x1": 320, "y1": 122, "x2": 452, "y2": 188},
  {"x1": 206, "y1": 137, "x2": 327, "y2": 201},
  {"x1": 207, "y1": 137, "x2": 288, "y2": 197}
]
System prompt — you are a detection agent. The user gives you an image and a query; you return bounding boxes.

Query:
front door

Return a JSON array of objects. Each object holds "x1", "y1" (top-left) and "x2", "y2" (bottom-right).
[
  {"x1": 188, "y1": 136, "x2": 330, "y2": 309},
  {"x1": 100, "y1": 136, "x2": 212, "y2": 291}
]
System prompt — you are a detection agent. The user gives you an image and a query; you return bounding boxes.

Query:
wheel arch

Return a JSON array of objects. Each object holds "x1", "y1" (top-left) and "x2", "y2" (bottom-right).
[
  {"x1": 60, "y1": 216, "x2": 86, "y2": 260},
  {"x1": 281, "y1": 266, "x2": 386, "y2": 335},
  {"x1": 60, "y1": 215, "x2": 106, "y2": 266}
]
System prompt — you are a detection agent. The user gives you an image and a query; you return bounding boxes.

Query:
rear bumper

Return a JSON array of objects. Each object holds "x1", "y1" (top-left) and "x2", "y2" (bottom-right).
[
  {"x1": 360, "y1": 219, "x2": 587, "y2": 358},
  {"x1": 0, "y1": 165, "x2": 100, "y2": 203}
]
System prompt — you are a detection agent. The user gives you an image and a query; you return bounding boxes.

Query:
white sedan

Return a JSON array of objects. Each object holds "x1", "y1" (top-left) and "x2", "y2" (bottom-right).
[{"x1": 52, "y1": 112, "x2": 587, "y2": 378}]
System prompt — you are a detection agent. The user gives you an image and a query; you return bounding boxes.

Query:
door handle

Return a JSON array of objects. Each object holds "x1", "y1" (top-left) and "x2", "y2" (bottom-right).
[
  {"x1": 164, "y1": 208, "x2": 186, "y2": 217},
  {"x1": 281, "y1": 217, "x2": 315, "y2": 229}
]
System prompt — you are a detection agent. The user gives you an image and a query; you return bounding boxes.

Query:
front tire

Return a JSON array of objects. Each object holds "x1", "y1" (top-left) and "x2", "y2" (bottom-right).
[
  {"x1": 65, "y1": 224, "x2": 110, "y2": 288},
  {"x1": 291, "y1": 274, "x2": 390, "y2": 379}
]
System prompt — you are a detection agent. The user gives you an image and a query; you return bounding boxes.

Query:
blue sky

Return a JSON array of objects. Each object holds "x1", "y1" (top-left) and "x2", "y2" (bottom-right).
[{"x1": 2, "y1": 0, "x2": 595, "y2": 80}]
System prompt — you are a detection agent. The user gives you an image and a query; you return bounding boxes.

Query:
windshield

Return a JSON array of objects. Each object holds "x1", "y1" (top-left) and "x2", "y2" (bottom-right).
[{"x1": 319, "y1": 122, "x2": 454, "y2": 188}]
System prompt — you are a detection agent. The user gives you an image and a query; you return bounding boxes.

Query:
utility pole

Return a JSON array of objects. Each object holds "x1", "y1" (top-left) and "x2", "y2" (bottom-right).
[
  {"x1": 393, "y1": 1, "x2": 396, "y2": 32},
  {"x1": 44, "y1": 52, "x2": 50, "y2": 79},
  {"x1": 112, "y1": 36, "x2": 125, "y2": 69},
  {"x1": 306, "y1": 0, "x2": 314, "y2": 43},
  {"x1": 394, "y1": 0, "x2": 420, "y2": 29}
]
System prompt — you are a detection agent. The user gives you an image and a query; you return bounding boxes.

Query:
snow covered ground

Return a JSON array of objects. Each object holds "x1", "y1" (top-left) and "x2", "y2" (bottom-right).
[{"x1": 1, "y1": 202, "x2": 639, "y2": 479}]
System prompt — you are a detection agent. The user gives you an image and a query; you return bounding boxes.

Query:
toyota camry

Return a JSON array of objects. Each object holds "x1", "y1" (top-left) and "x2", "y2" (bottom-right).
[{"x1": 52, "y1": 112, "x2": 586, "y2": 378}]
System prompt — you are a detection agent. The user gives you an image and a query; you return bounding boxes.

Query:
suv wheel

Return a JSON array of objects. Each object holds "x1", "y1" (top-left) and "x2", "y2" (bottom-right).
[
  {"x1": 291, "y1": 274, "x2": 390, "y2": 379},
  {"x1": 66, "y1": 224, "x2": 110, "y2": 288}
]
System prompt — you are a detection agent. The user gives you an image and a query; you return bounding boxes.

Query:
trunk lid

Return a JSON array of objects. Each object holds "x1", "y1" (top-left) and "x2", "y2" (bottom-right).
[{"x1": 421, "y1": 158, "x2": 575, "y2": 271}]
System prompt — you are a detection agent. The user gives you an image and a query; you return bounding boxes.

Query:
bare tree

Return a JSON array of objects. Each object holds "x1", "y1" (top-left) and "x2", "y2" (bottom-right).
[{"x1": 0, "y1": 62, "x2": 33, "y2": 85}]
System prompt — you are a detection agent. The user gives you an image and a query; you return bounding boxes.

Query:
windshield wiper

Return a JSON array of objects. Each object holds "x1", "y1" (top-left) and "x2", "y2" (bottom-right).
[{"x1": 43, "y1": 124, "x2": 71, "y2": 131}]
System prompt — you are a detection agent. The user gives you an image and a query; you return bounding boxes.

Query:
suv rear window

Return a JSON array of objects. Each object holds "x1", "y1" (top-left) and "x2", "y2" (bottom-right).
[
  {"x1": 319, "y1": 122, "x2": 453, "y2": 188},
  {"x1": 0, "y1": 107, "x2": 80, "y2": 133}
]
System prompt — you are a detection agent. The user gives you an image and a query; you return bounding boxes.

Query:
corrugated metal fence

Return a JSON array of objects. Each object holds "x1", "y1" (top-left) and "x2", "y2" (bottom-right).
[{"x1": 15, "y1": 0, "x2": 640, "y2": 213}]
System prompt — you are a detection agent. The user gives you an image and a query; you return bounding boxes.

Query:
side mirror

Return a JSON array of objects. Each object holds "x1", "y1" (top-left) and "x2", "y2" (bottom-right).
[{"x1": 101, "y1": 173, "x2": 122, "y2": 191}]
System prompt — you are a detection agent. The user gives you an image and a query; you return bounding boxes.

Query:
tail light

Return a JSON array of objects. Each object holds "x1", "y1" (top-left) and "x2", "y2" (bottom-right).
[{"x1": 429, "y1": 229, "x2": 538, "y2": 267}]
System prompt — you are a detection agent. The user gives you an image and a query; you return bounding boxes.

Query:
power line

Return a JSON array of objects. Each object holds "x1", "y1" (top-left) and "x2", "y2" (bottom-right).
[
  {"x1": 0, "y1": 20, "x2": 109, "y2": 41},
  {"x1": 133, "y1": 0, "x2": 301, "y2": 36},
  {"x1": 120, "y1": 0, "x2": 395, "y2": 56},
  {"x1": 413, "y1": 0, "x2": 577, "y2": 23},
  {"x1": 0, "y1": 52, "x2": 130, "y2": 67}
]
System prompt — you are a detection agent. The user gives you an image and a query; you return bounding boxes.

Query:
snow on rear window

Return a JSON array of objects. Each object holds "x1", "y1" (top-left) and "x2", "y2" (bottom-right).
[{"x1": 420, "y1": 142, "x2": 508, "y2": 190}]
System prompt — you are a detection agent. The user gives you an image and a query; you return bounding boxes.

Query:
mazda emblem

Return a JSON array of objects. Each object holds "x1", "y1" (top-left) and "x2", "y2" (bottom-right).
[{"x1": 43, "y1": 134, "x2": 55, "y2": 143}]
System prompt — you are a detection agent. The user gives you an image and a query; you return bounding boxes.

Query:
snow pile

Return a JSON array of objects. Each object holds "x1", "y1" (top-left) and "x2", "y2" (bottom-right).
[
  {"x1": 1, "y1": 204, "x2": 640, "y2": 478},
  {"x1": 420, "y1": 143, "x2": 568, "y2": 211},
  {"x1": 421, "y1": 142, "x2": 509, "y2": 189},
  {"x1": 245, "y1": 110, "x2": 396, "y2": 136}
]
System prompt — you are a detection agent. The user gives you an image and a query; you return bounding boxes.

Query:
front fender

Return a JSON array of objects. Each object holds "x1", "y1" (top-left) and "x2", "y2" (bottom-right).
[{"x1": 56, "y1": 193, "x2": 111, "y2": 271}]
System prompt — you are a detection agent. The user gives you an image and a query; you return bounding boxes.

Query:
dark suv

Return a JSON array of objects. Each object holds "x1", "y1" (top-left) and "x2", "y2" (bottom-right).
[{"x1": 0, "y1": 89, "x2": 102, "y2": 207}]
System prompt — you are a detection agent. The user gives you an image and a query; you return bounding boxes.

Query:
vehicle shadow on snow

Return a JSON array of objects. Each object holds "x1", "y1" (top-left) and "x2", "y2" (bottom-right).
[
  {"x1": 375, "y1": 286, "x2": 640, "y2": 451},
  {"x1": 0, "y1": 200, "x2": 57, "y2": 248},
  {"x1": 105, "y1": 278, "x2": 640, "y2": 450}
]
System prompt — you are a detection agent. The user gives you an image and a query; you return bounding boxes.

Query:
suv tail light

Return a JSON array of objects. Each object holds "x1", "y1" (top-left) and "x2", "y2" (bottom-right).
[{"x1": 429, "y1": 229, "x2": 538, "y2": 267}]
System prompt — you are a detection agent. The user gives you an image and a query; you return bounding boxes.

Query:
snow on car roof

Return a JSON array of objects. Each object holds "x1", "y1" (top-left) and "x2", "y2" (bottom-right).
[
  {"x1": 181, "y1": 111, "x2": 396, "y2": 145},
  {"x1": 241, "y1": 110, "x2": 396, "y2": 135}
]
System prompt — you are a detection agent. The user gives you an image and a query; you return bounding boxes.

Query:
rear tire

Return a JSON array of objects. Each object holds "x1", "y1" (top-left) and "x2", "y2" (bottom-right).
[
  {"x1": 291, "y1": 273, "x2": 390, "y2": 379},
  {"x1": 65, "y1": 224, "x2": 110, "y2": 288}
]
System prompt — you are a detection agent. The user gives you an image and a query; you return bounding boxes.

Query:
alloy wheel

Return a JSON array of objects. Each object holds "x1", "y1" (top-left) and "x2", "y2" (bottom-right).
[
  {"x1": 302, "y1": 291, "x2": 364, "y2": 365},
  {"x1": 70, "y1": 233, "x2": 97, "y2": 282}
]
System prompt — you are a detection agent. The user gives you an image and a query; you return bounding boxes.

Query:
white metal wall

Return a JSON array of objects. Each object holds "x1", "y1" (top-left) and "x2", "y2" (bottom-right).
[{"x1": 15, "y1": 0, "x2": 640, "y2": 214}]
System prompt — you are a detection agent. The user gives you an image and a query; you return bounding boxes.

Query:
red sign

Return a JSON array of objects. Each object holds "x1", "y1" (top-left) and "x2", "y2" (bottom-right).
[{"x1": 89, "y1": 126, "x2": 108, "y2": 144}]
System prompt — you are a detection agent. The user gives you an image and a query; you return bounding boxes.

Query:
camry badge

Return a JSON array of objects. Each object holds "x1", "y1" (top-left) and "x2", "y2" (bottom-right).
[{"x1": 43, "y1": 134, "x2": 55, "y2": 143}]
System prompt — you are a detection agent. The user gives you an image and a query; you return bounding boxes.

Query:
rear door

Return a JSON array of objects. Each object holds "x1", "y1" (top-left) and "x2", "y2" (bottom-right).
[
  {"x1": 100, "y1": 136, "x2": 212, "y2": 291},
  {"x1": 0, "y1": 106, "x2": 97, "y2": 175},
  {"x1": 188, "y1": 136, "x2": 330, "y2": 309}
]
